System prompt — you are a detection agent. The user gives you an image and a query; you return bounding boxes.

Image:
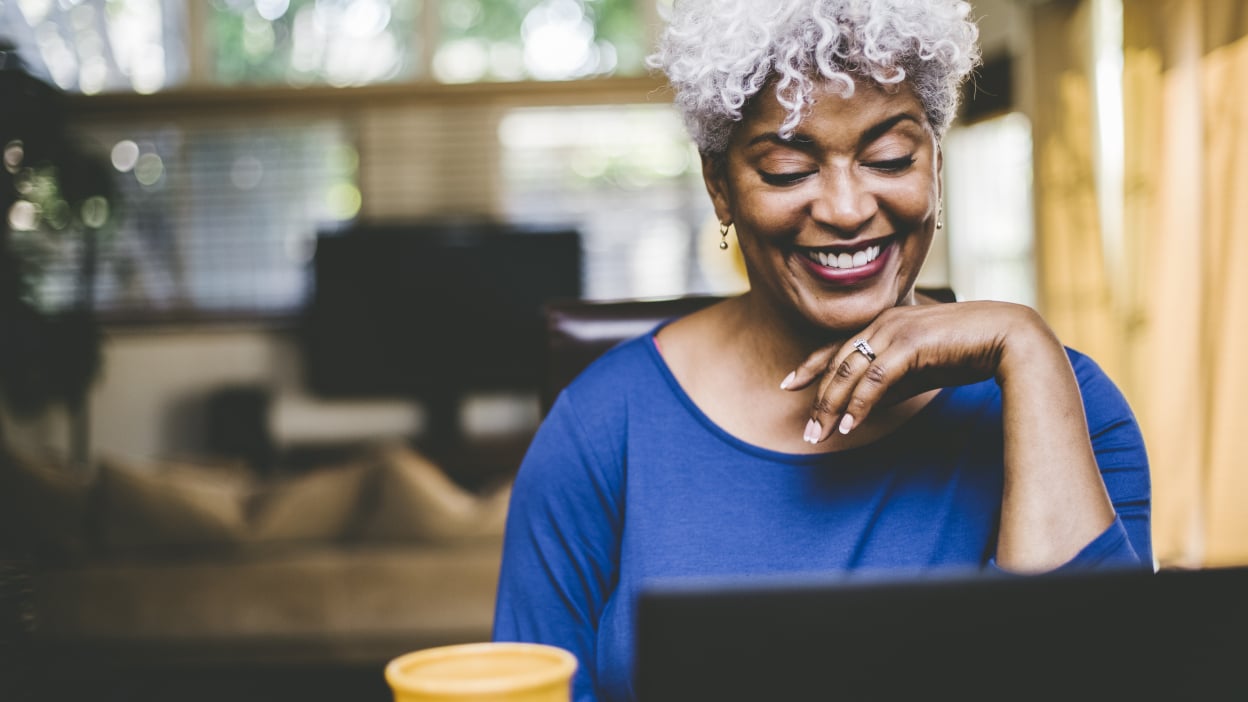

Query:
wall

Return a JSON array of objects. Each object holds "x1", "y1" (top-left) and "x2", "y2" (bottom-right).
[
  {"x1": 88, "y1": 325, "x2": 297, "y2": 462},
  {"x1": 2, "y1": 322, "x2": 539, "y2": 467},
  {"x1": 2, "y1": 324, "x2": 298, "y2": 463}
]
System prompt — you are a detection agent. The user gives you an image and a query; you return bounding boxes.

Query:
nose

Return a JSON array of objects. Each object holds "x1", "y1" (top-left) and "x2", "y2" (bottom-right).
[{"x1": 810, "y1": 169, "x2": 877, "y2": 237}]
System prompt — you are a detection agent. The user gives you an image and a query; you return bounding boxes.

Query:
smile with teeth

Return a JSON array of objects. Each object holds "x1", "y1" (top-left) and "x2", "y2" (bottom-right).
[{"x1": 805, "y1": 244, "x2": 882, "y2": 270}]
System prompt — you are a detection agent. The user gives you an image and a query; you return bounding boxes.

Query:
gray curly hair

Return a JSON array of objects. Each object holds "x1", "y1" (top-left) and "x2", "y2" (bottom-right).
[{"x1": 648, "y1": 0, "x2": 981, "y2": 155}]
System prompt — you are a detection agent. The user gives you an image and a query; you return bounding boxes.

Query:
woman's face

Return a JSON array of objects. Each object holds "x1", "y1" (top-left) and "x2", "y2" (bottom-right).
[{"x1": 704, "y1": 78, "x2": 940, "y2": 336}]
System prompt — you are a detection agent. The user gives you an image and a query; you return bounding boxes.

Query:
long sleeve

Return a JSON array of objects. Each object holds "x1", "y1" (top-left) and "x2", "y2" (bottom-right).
[
  {"x1": 1008, "y1": 349, "x2": 1152, "y2": 572},
  {"x1": 492, "y1": 389, "x2": 625, "y2": 702},
  {"x1": 1067, "y1": 349, "x2": 1152, "y2": 567}
]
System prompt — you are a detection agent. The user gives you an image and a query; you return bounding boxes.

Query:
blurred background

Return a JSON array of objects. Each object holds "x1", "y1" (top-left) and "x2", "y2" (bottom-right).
[{"x1": 1, "y1": 0, "x2": 1245, "y2": 699}]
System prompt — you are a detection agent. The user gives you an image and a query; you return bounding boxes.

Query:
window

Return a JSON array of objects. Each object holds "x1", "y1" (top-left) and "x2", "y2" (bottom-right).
[
  {"x1": 498, "y1": 104, "x2": 716, "y2": 300},
  {"x1": 1, "y1": 0, "x2": 189, "y2": 94},
  {"x1": 435, "y1": 0, "x2": 647, "y2": 83},
  {"x1": 2, "y1": 0, "x2": 654, "y2": 92},
  {"x1": 4, "y1": 1, "x2": 699, "y2": 319},
  {"x1": 207, "y1": 0, "x2": 422, "y2": 87},
  {"x1": 942, "y1": 112, "x2": 1036, "y2": 306},
  {"x1": 69, "y1": 119, "x2": 358, "y2": 315}
]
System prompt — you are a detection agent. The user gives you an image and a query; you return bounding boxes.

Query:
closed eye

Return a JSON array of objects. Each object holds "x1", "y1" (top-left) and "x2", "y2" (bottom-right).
[
  {"x1": 759, "y1": 171, "x2": 814, "y2": 186},
  {"x1": 864, "y1": 156, "x2": 915, "y2": 173}
]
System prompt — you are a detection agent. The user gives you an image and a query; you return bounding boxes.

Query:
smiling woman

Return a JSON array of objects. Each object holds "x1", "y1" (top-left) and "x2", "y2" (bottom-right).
[
  {"x1": 704, "y1": 80, "x2": 940, "y2": 335},
  {"x1": 491, "y1": 2, "x2": 1153, "y2": 700}
]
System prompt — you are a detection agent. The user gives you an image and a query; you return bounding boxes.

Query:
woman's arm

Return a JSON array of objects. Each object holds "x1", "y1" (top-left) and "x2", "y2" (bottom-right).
[
  {"x1": 492, "y1": 391, "x2": 624, "y2": 701},
  {"x1": 990, "y1": 314, "x2": 1116, "y2": 571},
  {"x1": 783, "y1": 300, "x2": 1146, "y2": 573}
]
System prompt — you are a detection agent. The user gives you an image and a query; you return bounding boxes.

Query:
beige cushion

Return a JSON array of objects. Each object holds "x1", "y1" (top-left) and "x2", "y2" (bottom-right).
[
  {"x1": 361, "y1": 443, "x2": 510, "y2": 544},
  {"x1": 97, "y1": 458, "x2": 252, "y2": 553},
  {"x1": 246, "y1": 459, "x2": 373, "y2": 546}
]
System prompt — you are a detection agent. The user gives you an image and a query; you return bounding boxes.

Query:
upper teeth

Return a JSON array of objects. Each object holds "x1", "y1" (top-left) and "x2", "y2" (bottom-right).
[{"x1": 808, "y1": 245, "x2": 881, "y2": 269}]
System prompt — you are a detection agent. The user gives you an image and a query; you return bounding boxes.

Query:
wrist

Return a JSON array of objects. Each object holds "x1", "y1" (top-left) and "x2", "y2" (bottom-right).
[{"x1": 994, "y1": 306, "x2": 1066, "y2": 387}]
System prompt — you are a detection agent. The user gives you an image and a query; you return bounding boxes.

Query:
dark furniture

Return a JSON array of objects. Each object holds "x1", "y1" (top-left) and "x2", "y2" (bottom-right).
[
  {"x1": 305, "y1": 221, "x2": 582, "y2": 449},
  {"x1": 540, "y1": 287, "x2": 957, "y2": 414}
]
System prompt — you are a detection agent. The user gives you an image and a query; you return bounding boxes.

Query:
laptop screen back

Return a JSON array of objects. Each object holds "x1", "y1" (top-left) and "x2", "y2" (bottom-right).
[{"x1": 636, "y1": 566, "x2": 1248, "y2": 701}]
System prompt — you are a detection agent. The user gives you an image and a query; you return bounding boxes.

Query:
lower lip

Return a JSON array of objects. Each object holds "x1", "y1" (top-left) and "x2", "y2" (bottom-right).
[{"x1": 800, "y1": 241, "x2": 895, "y2": 286}]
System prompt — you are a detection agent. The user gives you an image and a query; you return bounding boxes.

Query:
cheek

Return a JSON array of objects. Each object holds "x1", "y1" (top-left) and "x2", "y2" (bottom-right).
[
  {"x1": 731, "y1": 189, "x2": 809, "y2": 238},
  {"x1": 880, "y1": 180, "x2": 938, "y2": 222}
]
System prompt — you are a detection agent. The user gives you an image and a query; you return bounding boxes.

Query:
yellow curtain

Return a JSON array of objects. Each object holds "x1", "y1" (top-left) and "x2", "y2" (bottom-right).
[
  {"x1": 1032, "y1": 0, "x2": 1248, "y2": 568},
  {"x1": 1029, "y1": 1, "x2": 1123, "y2": 384},
  {"x1": 1122, "y1": 0, "x2": 1248, "y2": 567}
]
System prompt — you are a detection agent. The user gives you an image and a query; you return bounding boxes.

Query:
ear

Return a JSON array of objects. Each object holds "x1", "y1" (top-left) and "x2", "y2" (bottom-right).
[{"x1": 700, "y1": 152, "x2": 734, "y2": 225}]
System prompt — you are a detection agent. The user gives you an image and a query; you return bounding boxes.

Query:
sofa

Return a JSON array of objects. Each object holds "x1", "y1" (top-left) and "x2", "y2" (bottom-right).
[{"x1": 0, "y1": 438, "x2": 512, "y2": 685}]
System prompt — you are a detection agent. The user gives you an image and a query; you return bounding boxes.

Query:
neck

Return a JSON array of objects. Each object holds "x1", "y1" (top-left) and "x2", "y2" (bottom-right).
[
  {"x1": 732, "y1": 287, "x2": 920, "y2": 371},
  {"x1": 730, "y1": 292, "x2": 846, "y2": 379}
]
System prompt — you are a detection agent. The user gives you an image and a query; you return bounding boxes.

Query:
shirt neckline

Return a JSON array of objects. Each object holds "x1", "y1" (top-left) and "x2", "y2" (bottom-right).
[{"x1": 640, "y1": 322, "x2": 957, "y2": 465}]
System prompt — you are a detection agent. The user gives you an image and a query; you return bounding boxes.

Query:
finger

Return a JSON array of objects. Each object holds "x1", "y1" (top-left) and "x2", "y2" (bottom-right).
[
  {"x1": 804, "y1": 339, "x2": 877, "y2": 443},
  {"x1": 780, "y1": 344, "x2": 840, "y2": 391},
  {"x1": 836, "y1": 354, "x2": 898, "y2": 436}
]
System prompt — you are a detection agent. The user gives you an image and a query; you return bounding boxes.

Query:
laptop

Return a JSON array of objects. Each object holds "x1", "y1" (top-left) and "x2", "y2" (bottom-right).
[{"x1": 636, "y1": 565, "x2": 1248, "y2": 701}]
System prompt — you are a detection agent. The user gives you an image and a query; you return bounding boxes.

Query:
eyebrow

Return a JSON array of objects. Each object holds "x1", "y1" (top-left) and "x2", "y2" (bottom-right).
[{"x1": 745, "y1": 112, "x2": 924, "y2": 150}]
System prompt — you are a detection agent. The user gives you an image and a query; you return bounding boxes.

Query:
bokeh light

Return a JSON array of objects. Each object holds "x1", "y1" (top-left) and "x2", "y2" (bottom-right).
[
  {"x1": 134, "y1": 152, "x2": 165, "y2": 186},
  {"x1": 111, "y1": 140, "x2": 141, "y2": 172},
  {"x1": 44, "y1": 198, "x2": 71, "y2": 230},
  {"x1": 81, "y1": 195, "x2": 110, "y2": 228},
  {"x1": 230, "y1": 155, "x2": 265, "y2": 190},
  {"x1": 243, "y1": 12, "x2": 277, "y2": 60},
  {"x1": 17, "y1": 0, "x2": 53, "y2": 25},
  {"x1": 433, "y1": 38, "x2": 489, "y2": 83},
  {"x1": 325, "y1": 182, "x2": 361, "y2": 220},
  {"x1": 443, "y1": 0, "x2": 483, "y2": 30},
  {"x1": 3, "y1": 141, "x2": 24, "y2": 174},
  {"x1": 255, "y1": 0, "x2": 291, "y2": 22},
  {"x1": 7, "y1": 200, "x2": 39, "y2": 231},
  {"x1": 522, "y1": 0, "x2": 595, "y2": 80}
]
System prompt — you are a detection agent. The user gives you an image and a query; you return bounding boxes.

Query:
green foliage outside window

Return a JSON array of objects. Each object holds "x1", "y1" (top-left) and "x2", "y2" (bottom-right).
[
  {"x1": 10, "y1": 0, "x2": 650, "y2": 92},
  {"x1": 208, "y1": 0, "x2": 422, "y2": 87},
  {"x1": 436, "y1": 0, "x2": 645, "y2": 82},
  {"x1": 210, "y1": 0, "x2": 647, "y2": 87}
]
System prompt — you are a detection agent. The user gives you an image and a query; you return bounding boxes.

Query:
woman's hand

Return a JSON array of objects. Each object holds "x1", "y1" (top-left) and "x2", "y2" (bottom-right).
[
  {"x1": 781, "y1": 299, "x2": 1117, "y2": 572},
  {"x1": 782, "y1": 300, "x2": 1049, "y2": 442}
]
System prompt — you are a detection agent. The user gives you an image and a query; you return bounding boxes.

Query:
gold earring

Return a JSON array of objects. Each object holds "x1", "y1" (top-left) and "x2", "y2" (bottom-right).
[{"x1": 719, "y1": 222, "x2": 730, "y2": 250}]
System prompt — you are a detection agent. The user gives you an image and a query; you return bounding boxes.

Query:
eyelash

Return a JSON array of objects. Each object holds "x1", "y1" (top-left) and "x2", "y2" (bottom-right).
[
  {"x1": 866, "y1": 156, "x2": 916, "y2": 172},
  {"x1": 759, "y1": 155, "x2": 916, "y2": 185},
  {"x1": 759, "y1": 171, "x2": 813, "y2": 186}
]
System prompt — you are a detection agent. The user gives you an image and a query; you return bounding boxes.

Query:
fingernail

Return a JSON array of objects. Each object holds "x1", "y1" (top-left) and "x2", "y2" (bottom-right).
[
  {"x1": 803, "y1": 418, "x2": 821, "y2": 444},
  {"x1": 838, "y1": 414, "x2": 855, "y2": 435},
  {"x1": 780, "y1": 371, "x2": 796, "y2": 390}
]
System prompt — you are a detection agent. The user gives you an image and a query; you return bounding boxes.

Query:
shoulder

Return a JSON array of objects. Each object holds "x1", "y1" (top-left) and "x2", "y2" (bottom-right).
[
  {"x1": 1062, "y1": 347, "x2": 1144, "y2": 442},
  {"x1": 558, "y1": 332, "x2": 667, "y2": 411},
  {"x1": 533, "y1": 332, "x2": 666, "y2": 457},
  {"x1": 1064, "y1": 346, "x2": 1110, "y2": 381},
  {"x1": 1063, "y1": 344, "x2": 1133, "y2": 399},
  {"x1": 511, "y1": 337, "x2": 664, "y2": 523}
]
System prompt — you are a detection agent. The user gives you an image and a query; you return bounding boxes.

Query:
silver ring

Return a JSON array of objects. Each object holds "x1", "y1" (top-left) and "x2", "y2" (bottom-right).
[{"x1": 851, "y1": 338, "x2": 876, "y2": 362}]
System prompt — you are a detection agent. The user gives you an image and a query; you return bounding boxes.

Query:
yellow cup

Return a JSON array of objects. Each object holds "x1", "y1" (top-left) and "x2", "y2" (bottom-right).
[{"x1": 385, "y1": 642, "x2": 578, "y2": 702}]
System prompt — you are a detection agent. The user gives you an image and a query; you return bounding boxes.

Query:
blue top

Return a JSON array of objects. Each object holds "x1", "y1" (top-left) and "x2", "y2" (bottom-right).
[{"x1": 493, "y1": 331, "x2": 1152, "y2": 702}]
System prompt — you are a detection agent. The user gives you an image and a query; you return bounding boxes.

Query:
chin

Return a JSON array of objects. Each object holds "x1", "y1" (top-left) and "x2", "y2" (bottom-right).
[{"x1": 796, "y1": 278, "x2": 916, "y2": 337}]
